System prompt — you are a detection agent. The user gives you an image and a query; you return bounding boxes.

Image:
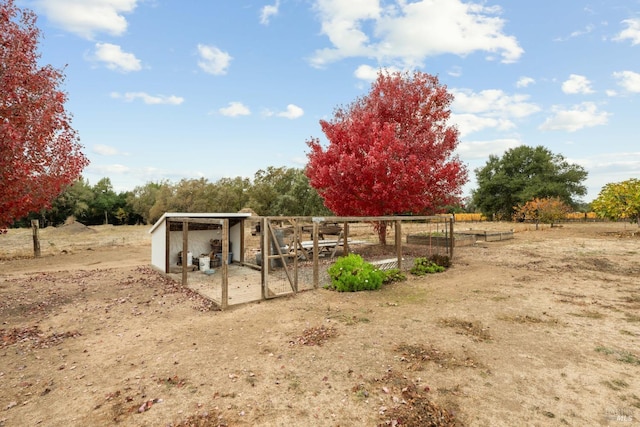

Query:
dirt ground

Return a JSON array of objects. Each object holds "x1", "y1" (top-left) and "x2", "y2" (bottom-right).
[{"x1": 1, "y1": 221, "x2": 639, "y2": 426}]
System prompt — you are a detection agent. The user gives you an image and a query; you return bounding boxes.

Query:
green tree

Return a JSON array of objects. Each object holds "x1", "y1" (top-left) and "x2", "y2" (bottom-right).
[
  {"x1": 212, "y1": 177, "x2": 251, "y2": 212},
  {"x1": 127, "y1": 181, "x2": 164, "y2": 224},
  {"x1": 245, "y1": 167, "x2": 331, "y2": 216},
  {"x1": 592, "y1": 178, "x2": 640, "y2": 226},
  {"x1": 173, "y1": 178, "x2": 217, "y2": 212},
  {"x1": 91, "y1": 177, "x2": 117, "y2": 224},
  {"x1": 48, "y1": 177, "x2": 94, "y2": 225},
  {"x1": 148, "y1": 184, "x2": 175, "y2": 224},
  {"x1": 472, "y1": 145, "x2": 587, "y2": 220}
]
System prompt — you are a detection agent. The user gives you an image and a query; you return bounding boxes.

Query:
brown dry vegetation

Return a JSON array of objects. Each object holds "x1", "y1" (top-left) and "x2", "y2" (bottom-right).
[{"x1": 1, "y1": 221, "x2": 640, "y2": 426}]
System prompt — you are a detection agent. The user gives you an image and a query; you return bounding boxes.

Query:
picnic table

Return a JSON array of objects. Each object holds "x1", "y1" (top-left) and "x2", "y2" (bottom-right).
[{"x1": 296, "y1": 239, "x2": 344, "y2": 259}]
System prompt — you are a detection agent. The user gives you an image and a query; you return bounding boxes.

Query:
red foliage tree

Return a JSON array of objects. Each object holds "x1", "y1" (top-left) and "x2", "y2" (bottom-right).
[
  {"x1": 306, "y1": 70, "x2": 467, "y2": 243},
  {"x1": 1, "y1": 0, "x2": 88, "y2": 229}
]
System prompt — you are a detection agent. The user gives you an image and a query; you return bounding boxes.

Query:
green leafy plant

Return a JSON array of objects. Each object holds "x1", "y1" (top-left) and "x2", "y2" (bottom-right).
[
  {"x1": 327, "y1": 254, "x2": 384, "y2": 292},
  {"x1": 410, "y1": 257, "x2": 446, "y2": 275},
  {"x1": 381, "y1": 268, "x2": 406, "y2": 284},
  {"x1": 428, "y1": 254, "x2": 451, "y2": 268}
]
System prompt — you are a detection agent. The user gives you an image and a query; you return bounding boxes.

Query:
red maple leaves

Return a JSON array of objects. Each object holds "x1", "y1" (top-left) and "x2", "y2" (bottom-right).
[
  {"x1": 306, "y1": 70, "x2": 467, "y2": 218},
  {"x1": 1, "y1": 0, "x2": 89, "y2": 228}
]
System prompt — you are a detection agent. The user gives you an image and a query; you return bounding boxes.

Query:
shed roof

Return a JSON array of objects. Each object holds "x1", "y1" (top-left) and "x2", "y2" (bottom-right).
[{"x1": 149, "y1": 212, "x2": 252, "y2": 234}]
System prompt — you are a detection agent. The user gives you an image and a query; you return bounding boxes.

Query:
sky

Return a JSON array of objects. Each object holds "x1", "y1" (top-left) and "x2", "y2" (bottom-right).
[{"x1": 19, "y1": 0, "x2": 640, "y2": 203}]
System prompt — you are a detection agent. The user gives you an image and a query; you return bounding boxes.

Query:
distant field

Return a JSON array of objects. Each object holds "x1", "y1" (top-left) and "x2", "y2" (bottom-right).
[{"x1": 0, "y1": 223, "x2": 151, "y2": 259}]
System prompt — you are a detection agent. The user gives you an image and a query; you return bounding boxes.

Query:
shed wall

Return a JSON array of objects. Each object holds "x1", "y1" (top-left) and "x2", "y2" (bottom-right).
[{"x1": 151, "y1": 220, "x2": 166, "y2": 271}]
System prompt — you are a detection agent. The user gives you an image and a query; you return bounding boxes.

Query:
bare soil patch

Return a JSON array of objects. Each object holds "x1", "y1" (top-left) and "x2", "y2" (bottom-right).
[{"x1": 1, "y1": 221, "x2": 639, "y2": 426}]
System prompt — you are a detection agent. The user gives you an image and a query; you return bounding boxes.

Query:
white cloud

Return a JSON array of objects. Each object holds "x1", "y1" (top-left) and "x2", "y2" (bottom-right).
[
  {"x1": 457, "y1": 138, "x2": 521, "y2": 160},
  {"x1": 554, "y1": 24, "x2": 595, "y2": 42},
  {"x1": 93, "y1": 144, "x2": 122, "y2": 156},
  {"x1": 614, "y1": 18, "x2": 640, "y2": 45},
  {"x1": 110, "y1": 92, "x2": 184, "y2": 105},
  {"x1": 447, "y1": 66, "x2": 463, "y2": 78},
  {"x1": 613, "y1": 70, "x2": 640, "y2": 93},
  {"x1": 353, "y1": 64, "x2": 401, "y2": 81},
  {"x1": 197, "y1": 44, "x2": 232, "y2": 75},
  {"x1": 93, "y1": 43, "x2": 141, "y2": 72},
  {"x1": 354, "y1": 64, "x2": 380, "y2": 81},
  {"x1": 452, "y1": 89, "x2": 541, "y2": 119},
  {"x1": 539, "y1": 102, "x2": 610, "y2": 132},
  {"x1": 450, "y1": 114, "x2": 515, "y2": 137},
  {"x1": 264, "y1": 104, "x2": 304, "y2": 119},
  {"x1": 260, "y1": 0, "x2": 280, "y2": 25},
  {"x1": 278, "y1": 104, "x2": 304, "y2": 119},
  {"x1": 579, "y1": 152, "x2": 640, "y2": 174},
  {"x1": 516, "y1": 76, "x2": 535, "y2": 88},
  {"x1": 562, "y1": 74, "x2": 594, "y2": 94},
  {"x1": 87, "y1": 163, "x2": 131, "y2": 175},
  {"x1": 310, "y1": 0, "x2": 523, "y2": 68},
  {"x1": 34, "y1": 0, "x2": 138, "y2": 39},
  {"x1": 219, "y1": 102, "x2": 251, "y2": 117},
  {"x1": 450, "y1": 89, "x2": 540, "y2": 137}
]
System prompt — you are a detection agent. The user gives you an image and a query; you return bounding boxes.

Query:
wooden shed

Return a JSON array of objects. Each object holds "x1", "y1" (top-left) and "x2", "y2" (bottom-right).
[{"x1": 149, "y1": 212, "x2": 251, "y2": 273}]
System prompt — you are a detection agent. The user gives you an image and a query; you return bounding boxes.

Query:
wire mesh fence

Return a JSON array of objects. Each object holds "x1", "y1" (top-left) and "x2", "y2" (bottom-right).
[{"x1": 246, "y1": 215, "x2": 454, "y2": 298}]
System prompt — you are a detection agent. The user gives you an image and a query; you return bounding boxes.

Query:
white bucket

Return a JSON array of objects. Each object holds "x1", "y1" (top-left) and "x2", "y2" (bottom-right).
[
  {"x1": 187, "y1": 251, "x2": 193, "y2": 266},
  {"x1": 199, "y1": 256, "x2": 210, "y2": 272}
]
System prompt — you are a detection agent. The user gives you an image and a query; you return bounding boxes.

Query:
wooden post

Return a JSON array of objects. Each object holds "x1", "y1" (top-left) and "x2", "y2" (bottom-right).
[
  {"x1": 221, "y1": 219, "x2": 229, "y2": 310},
  {"x1": 182, "y1": 219, "x2": 188, "y2": 286},
  {"x1": 261, "y1": 217, "x2": 268, "y2": 300},
  {"x1": 448, "y1": 216, "x2": 454, "y2": 259},
  {"x1": 291, "y1": 219, "x2": 299, "y2": 292},
  {"x1": 31, "y1": 220, "x2": 41, "y2": 258},
  {"x1": 343, "y1": 222, "x2": 349, "y2": 255},
  {"x1": 395, "y1": 220, "x2": 402, "y2": 270},
  {"x1": 312, "y1": 221, "x2": 319, "y2": 289}
]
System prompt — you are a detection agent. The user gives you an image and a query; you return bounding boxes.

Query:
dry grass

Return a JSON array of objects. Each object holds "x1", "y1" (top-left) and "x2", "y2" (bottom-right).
[{"x1": 438, "y1": 318, "x2": 492, "y2": 342}]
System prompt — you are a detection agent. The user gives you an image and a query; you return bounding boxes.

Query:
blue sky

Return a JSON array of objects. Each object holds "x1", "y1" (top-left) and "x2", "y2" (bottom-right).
[{"x1": 21, "y1": 0, "x2": 640, "y2": 203}]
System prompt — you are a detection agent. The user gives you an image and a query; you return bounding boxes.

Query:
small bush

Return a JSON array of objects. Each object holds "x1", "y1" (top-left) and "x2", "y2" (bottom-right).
[
  {"x1": 410, "y1": 257, "x2": 445, "y2": 276},
  {"x1": 429, "y1": 254, "x2": 451, "y2": 268},
  {"x1": 327, "y1": 254, "x2": 384, "y2": 292},
  {"x1": 381, "y1": 268, "x2": 406, "y2": 284}
]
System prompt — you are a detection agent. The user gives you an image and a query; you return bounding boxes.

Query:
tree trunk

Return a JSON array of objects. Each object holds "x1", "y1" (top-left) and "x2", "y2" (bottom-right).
[{"x1": 375, "y1": 221, "x2": 388, "y2": 245}]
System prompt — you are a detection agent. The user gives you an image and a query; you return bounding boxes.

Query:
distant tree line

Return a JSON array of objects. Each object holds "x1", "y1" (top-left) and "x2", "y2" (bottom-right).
[{"x1": 11, "y1": 166, "x2": 332, "y2": 228}]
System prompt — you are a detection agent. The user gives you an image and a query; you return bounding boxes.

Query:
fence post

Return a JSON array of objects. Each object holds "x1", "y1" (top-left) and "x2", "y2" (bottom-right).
[
  {"x1": 313, "y1": 221, "x2": 319, "y2": 288},
  {"x1": 395, "y1": 220, "x2": 402, "y2": 270},
  {"x1": 182, "y1": 219, "x2": 188, "y2": 286},
  {"x1": 221, "y1": 219, "x2": 229, "y2": 310},
  {"x1": 448, "y1": 216, "x2": 454, "y2": 259},
  {"x1": 31, "y1": 220, "x2": 41, "y2": 258}
]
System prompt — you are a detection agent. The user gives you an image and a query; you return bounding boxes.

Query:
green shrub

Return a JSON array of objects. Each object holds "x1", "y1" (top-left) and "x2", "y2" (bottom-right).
[
  {"x1": 381, "y1": 268, "x2": 406, "y2": 284},
  {"x1": 429, "y1": 254, "x2": 451, "y2": 268},
  {"x1": 327, "y1": 254, "x2": 384, "y2": 292},
  {"x1": 410, "y1": 257, "x2": 446, "y2": 275}
]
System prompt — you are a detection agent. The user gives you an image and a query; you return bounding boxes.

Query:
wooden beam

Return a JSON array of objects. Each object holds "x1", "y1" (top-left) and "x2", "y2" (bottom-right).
[
  {"x1": 181, "y1": 219, "x2": 188, "y2": 286},
  {"x1": 221, "y1": 219, "x2": 229, "y2": 310},
  {"x1": 268, "y1": 222, "x2": 295, "y2": 292},
  {"x1": 31, "y1": 220, "x2": 40, "y2": 258},
  {"x1": 395, "y1": 220, "x2": 402, "y2": 270},
  {"x1": 261, "y1": 217, "x2": 268, "y2": 300},
  {"x1": 343, "y1": 222, "x2": 349, "y2": 255},
  {"x1": 312, "y1": 221, "x2": 319, "y2": 288},
  {"x1": 167, "y1": 217, "x2": 225, "y2": 225},
  {"x1": 239, "y1": 219, "x2": 245, "y2": 263}
]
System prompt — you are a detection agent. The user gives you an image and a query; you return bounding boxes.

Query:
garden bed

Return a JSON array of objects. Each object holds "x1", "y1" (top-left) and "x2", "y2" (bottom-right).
[
  {"x1": 456, "y1": 229, "x2": 514, "y2": 242},
  {"x1": 406, "y1": 233, "x2": 476, "y2": 247}
]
